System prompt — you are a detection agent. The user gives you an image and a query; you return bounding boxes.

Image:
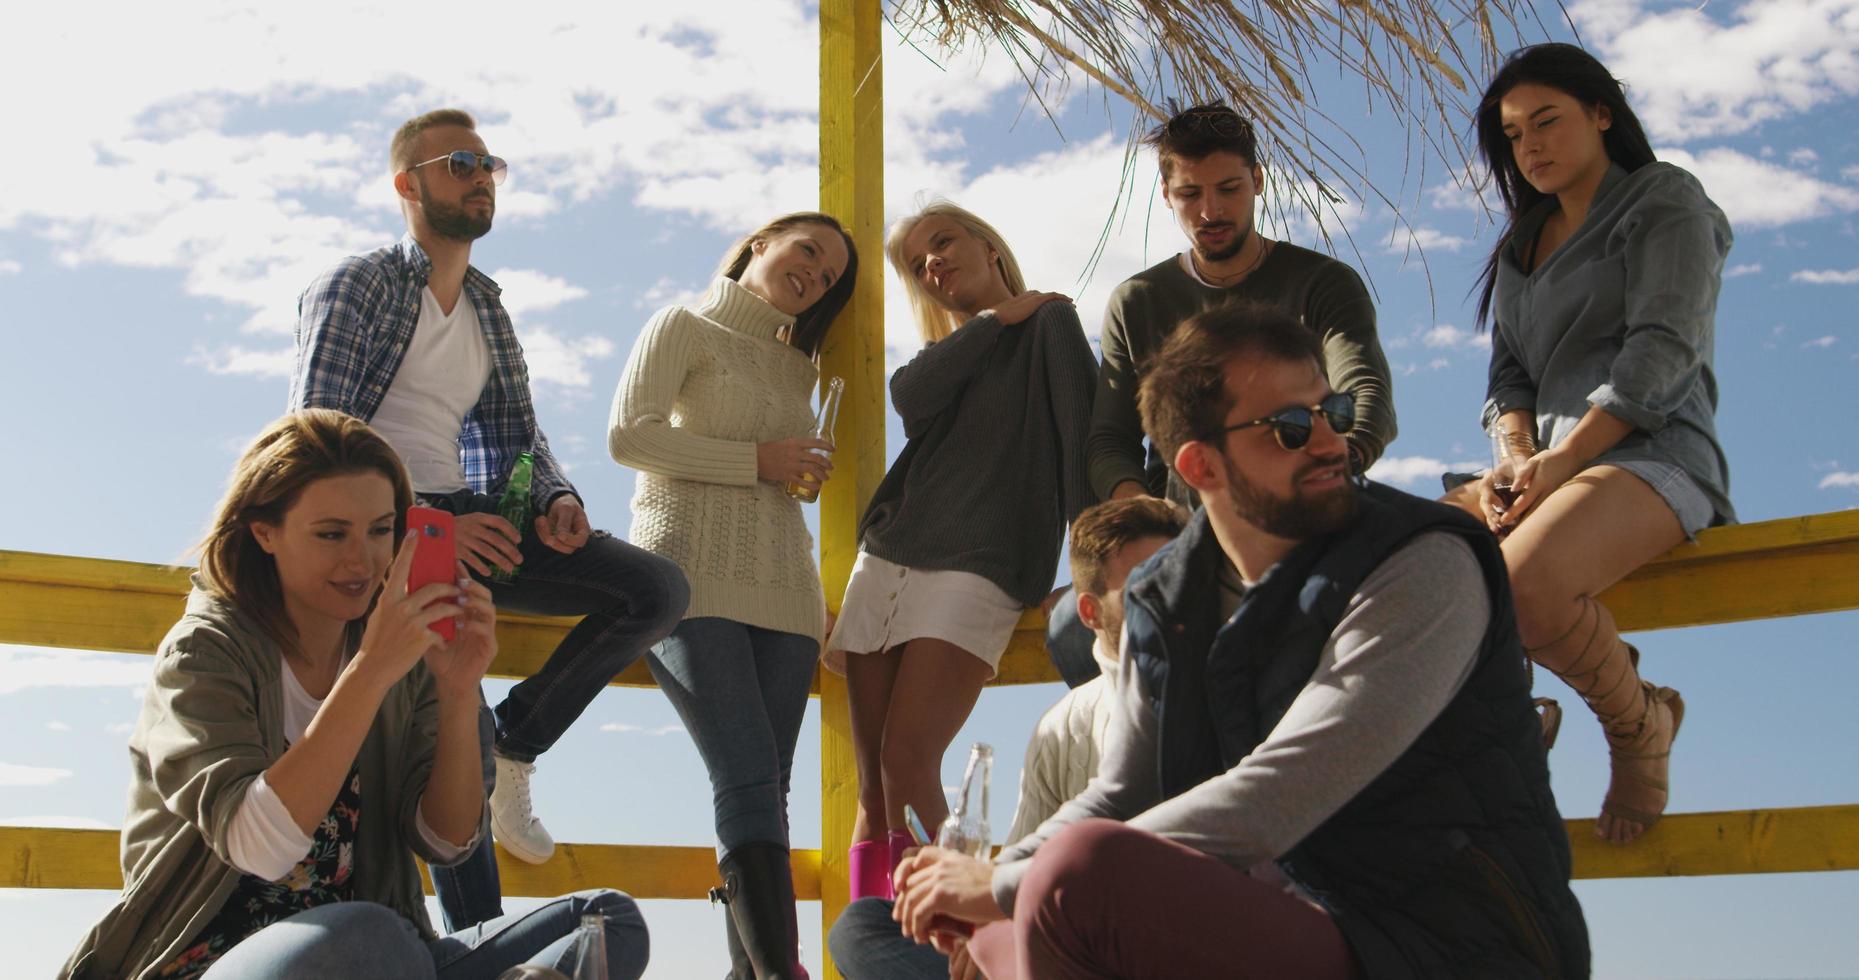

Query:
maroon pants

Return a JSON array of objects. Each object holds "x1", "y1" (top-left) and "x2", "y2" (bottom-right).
[{"x1": 969, "y1": 820, "x2": 1360, "y2": 980}]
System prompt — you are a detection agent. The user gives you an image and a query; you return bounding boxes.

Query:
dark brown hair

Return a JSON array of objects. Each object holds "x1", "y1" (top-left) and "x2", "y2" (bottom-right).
[
  {"x1": 390, "y1": 108, "x2": 478, "y2": 172},
  {"x1": 196, "y1": 410, "x2": 413, "y2": 655},
  {"x1": 716, "y1": 212, "x2": 860, "y2": 359},
  {"x1": 1137, "y1": 302, "x2": 1324, "y2": 465},
  {"x1": 1141, "y1": 101, "x2": 1261, "y2": 180},
  {"x1": 1068, "y1": 497, "x2": 1190, "y2": 595},
  {"x1": 1473, "y1": 44, "x2": 1655, "y2": 328}
]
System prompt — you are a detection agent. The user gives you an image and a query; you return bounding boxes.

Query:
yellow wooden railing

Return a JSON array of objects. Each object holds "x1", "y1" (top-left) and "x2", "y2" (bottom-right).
[{"x1": 6, "y1": 510, "x2": 1859, "y2": 976}]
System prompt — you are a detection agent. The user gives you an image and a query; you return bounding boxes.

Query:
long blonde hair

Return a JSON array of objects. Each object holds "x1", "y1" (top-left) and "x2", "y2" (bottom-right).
[
  {"x1": 885, "y1": 201, "x2": 1026, "y2": 344},
  {"x1": 196, "y1": 410, "x2": 414, "y2": 656}
]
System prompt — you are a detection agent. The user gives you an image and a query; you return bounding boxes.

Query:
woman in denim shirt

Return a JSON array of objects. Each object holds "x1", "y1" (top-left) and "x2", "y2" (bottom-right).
[{"x1": 1447, "y1": 43, "x2": 1734, "y2": 845}]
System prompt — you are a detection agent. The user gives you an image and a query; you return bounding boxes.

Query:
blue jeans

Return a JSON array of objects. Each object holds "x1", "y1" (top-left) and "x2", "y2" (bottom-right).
[
  {"x1": 826, "y1": 898, "x2": 948, "y2": 980},
  {"x1": 427, "y1": 490, "x2": 691, "y2": 932},
  {"x1": 1045, "y1": 587, "x2": 1100, "y2": 689},
  {"x1": 646, "y1": 617, "x2": 819, "y2": 854},
  {"x1": 199, "y1": 890, "x2": 649, "y2": 980}
]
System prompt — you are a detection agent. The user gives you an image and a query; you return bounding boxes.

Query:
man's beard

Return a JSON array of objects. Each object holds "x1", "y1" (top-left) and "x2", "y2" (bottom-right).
[
  {"x1": 420, "y1": 179, "x2": 493, "y2": 241},
  {"x1": 1223, "y1": 451, "x2": 1359, "y2": 541},
  {"x1": 1192, "y1": 222, "x2": 1248, "y2": 264}
]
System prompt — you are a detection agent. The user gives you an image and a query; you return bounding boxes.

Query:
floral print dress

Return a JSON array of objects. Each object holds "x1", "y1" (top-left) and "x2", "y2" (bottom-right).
[{"x1": 158, "y1": 769, "x2": 362, "y2": 978}]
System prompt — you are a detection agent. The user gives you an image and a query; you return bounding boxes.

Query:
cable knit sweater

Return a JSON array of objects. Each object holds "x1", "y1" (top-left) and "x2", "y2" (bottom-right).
[{"x1": 608, "y1": 278, "x2": 826, "y2": 642}]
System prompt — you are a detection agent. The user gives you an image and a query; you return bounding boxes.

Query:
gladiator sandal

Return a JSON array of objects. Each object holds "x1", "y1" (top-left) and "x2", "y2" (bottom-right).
[{"x1": 1525, "y1": 596, "x2": 1685, "y2": 841}]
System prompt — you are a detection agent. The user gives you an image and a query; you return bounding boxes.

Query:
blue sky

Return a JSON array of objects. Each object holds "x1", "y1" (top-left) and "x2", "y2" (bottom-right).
[{"x1": 3, "y1": 0, "x2": 1857, "y2": 976}]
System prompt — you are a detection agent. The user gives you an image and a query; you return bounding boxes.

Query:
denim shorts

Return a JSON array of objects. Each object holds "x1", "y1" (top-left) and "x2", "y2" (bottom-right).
[{"x1": 1611, "y1": 459, "x2": 1714, "y2": 539}]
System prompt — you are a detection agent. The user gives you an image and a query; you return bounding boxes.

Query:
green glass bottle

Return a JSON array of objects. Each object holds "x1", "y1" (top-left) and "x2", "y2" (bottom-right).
[{"x1": 492, "y1": 451, "x2": 534, "y2": 583}]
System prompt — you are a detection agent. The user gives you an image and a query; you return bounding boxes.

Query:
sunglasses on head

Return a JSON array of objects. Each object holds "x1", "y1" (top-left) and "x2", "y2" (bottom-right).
[
  {"x1": 409, "y1": 150, "x2": 508, "y2": 185},
  {"x1": 1166, "y1": 107, "x2": 1252, "y2": 140},
  {"x1": 1218, "y1": 391, "x2": 1356, "y2": 451}
]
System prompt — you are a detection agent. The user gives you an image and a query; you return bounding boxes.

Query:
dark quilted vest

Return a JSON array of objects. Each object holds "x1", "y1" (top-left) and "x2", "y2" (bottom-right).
[{"x1": 1124, "y1": 483, "x2": 1590, "y2": 978}]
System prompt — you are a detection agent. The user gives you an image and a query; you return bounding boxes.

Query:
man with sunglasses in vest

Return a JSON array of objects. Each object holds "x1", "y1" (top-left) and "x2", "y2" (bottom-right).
[
  {"x1": 1044, "y1": 100, "x2": 1400, "y2": 690},
  {"x1": 289, "y1": 108, "x2": 689, "y2": 932},
  {"x1": 892, "y1": 304, "x2": 1589, "y2": 978}
]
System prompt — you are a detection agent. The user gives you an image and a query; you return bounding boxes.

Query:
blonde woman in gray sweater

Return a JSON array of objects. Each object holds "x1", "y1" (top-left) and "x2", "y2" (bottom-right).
[
  {"x1": 608, "y1": 212, "x2": 857, "y2": 980},
  {"x1": 824, "y1": 202, "x2": 1097, "y2": 903}
]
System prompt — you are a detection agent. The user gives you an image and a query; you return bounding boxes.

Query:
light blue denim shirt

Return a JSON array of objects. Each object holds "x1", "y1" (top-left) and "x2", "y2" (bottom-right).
[{"x1": 1483, "y1": 162, "x2": 1735, "y2": 524}]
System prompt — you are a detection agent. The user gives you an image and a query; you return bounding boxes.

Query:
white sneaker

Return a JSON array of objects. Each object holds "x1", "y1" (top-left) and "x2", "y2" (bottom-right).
[{"x1": 490, "y1": 752, "x2": 556, "y2": 864}]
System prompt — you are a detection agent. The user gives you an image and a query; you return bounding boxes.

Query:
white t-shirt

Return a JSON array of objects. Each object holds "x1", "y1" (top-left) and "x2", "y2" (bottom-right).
[
  {"x1": 369, "y1": 287, "x2": 492, "y2": 493},
  {"x1": 225, "y1": 656, "x2": 475, "y2": 880}
]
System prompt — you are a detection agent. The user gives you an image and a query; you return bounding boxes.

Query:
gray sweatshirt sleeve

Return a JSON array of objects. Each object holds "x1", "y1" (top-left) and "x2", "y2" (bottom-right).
[
  {"x1": 889, "y1": 313, "x2": 1007, "y2": 439},
  {"x1": 991, "y1": 531, "x2": 1488, "y2": 914},
  {"x1": 1038, "y1": 302, "x2": 1102, "y2": 521}
]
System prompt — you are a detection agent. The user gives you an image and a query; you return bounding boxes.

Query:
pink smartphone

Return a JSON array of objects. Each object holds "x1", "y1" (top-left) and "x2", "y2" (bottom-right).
[{"x1": 406, "y1": 506, "x2": 457, "y2": 641}]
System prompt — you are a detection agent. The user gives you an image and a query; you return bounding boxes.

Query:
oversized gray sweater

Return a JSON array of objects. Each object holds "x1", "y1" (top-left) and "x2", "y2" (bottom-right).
[{"x1": 857, "y1": 300, "x2": 1098, "y2": 605}]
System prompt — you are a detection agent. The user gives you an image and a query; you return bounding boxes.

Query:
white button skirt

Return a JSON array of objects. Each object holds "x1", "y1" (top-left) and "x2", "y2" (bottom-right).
[{"x1": 823, "y1": 550, "x2": 1024, "y2": 677}]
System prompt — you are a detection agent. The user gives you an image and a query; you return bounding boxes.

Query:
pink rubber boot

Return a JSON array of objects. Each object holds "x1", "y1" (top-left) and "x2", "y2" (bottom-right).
[{"x1": 848, "y1": 839, "x2": 892, "y2": 901}]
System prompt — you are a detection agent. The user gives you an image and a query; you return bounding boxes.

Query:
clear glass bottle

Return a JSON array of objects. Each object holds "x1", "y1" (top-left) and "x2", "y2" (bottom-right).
[
  {"x1": 785, "y1": 376, "x2": 844, "y2": 503},
  {"x1": 569, "y1": 912, "x2": 607, "y2": 979},
  {"x1": 492, "y1": 450, "x2": 534, "y2": 583},
  {"x1": 936, "y1": 742, "x2": 993, "y2": 859}
]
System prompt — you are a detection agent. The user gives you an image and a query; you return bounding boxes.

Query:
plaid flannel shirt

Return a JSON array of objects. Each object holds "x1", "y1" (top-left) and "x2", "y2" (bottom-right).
[{"x1": 288, "y1": 235, "x2": 577, "y2": 510}]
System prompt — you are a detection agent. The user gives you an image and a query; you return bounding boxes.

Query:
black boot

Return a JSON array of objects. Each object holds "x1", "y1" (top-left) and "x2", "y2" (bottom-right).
[
  {"x1": 711, "y1": 842, "x2": 807, "y2": 979},
  {"x1": 720, "y1": 909, "x2": 753, "y2": 980}
]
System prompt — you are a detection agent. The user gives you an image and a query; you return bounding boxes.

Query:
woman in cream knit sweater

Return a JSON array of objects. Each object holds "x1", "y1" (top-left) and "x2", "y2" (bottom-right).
[{"x1": 608, "y1": 211, "x2": 857, "y2": 979}]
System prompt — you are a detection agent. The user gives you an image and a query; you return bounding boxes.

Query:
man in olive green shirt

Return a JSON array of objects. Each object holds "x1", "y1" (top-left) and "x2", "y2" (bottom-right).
[
  {"x1": 1086, "y1": 102, "x2": 1397, "y2": 509},
  {"x1": 1048, "y1": 102, "x2": 1398, "y2": 688}
]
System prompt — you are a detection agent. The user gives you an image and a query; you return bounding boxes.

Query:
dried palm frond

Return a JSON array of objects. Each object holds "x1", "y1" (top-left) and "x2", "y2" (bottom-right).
[{"x1": 889, "y1": 0, "x2": 1558, "y2": 286}]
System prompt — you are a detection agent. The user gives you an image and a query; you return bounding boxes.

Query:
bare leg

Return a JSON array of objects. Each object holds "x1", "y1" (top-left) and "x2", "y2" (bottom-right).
[
  {"x1": 1501, "y1": 465, "x2": 1687, "y2": 843},
  {"x1": 845, "y1": 647, "x2": 903, "y2": 843},
  {"x1": 878, "y1": 638, "x2": 993, "y2": 833}
]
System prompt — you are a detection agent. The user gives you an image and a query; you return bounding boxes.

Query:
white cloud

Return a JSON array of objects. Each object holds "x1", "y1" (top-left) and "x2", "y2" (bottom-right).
[
  {"x1": 1575, "y1": 0, "x2": 1859, "y2": 142},
  {"x1": 1422, "y1": 323, "x2": 1490, "y2": 350},
  {"x1": 0, "y1": 647, "x2": 151, "y2": 696},
  {"x1": 636, "y1": 276, "x2": 706, "y2": 311},
  {"x1": 0, "y1": 259, "x2": 20, "y2": 275},
  {"x1": 1366, "y1": 455, "x2": 1485, "y2": 487},
  {"x1": 1724, "y1": 262, "x2": 1764, "y2": 278},
  {"x1": 516, "y1": 327, "x2": 616, "y2": 388},
  {"x1": 186, "y1": 344, "x2": 296, "y2": 379},
  {"x1": 1790, "y1": 147, "x2": 1822, "y2": 167},
  {"x1": 599, "y1": 722, "x2": 686, "y2": 736},
  {"x1": 44, "y1": 722, "x2": 70, "y2": 733},
  {"x1": 0, "y1": 762, "x2": 74, "y2": 787},
  {"x1": 1819, "y1": 471, "x2": 1859, "y2": 489},
  {"x1": 1386, "y1": 226, "x2": 1468, "y2": 255},
  {"x1": 1659, "y1": 146, "x2": 1859, "y2": 228},
  {"x1": 1845, "y1": 164, "x2": 1859, "y2": 182},
  {"x1": 1791, "y1": 268, "x2": 1859, "y2": 284},
  {"x1": 106, "y1": 722, "x2": 135, "y2": 735},
  {"x1": 1801, "y1": 335, "x2": 1839, "y2": 348},
  {"x1": 488, "y1": 268, "x2": 590, "y2": 319}
]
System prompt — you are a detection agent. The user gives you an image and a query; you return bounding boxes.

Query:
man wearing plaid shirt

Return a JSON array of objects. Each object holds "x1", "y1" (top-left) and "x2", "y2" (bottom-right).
[{"x1": 290, "y1": 108, "x2": 689, "y2": 932}]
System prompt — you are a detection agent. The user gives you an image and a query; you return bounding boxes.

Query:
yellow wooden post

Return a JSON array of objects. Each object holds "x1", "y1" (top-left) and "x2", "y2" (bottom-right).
[{"x1": 818, "y1": 0, "x2": 884, "y2": 974}]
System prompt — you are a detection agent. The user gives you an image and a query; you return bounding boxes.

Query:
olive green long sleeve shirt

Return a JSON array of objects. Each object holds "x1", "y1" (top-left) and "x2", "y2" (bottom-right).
[{"x1": 1086, "y1": 246, "x2": 1397, "y2": 509}]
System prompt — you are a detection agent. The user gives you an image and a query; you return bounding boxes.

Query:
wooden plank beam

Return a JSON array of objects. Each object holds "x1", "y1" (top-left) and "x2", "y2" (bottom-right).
[
  {"x1": 11, "y1": 805, "x2": 1857, "y2": 895},
  {"x1": 11, "y1": 512, "x2": 1854, "y2": 693},
  {"x1": 0, "y1": 828, "x2": 824, "y2": 900}
]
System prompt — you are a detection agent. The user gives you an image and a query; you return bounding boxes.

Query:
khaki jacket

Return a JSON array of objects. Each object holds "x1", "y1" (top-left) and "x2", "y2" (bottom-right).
[{"x1": 61, "y1": 584, "x2": 474, "y2": 980}]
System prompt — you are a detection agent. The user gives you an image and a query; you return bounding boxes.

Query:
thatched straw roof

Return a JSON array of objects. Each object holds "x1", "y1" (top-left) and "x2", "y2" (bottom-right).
[{"x1": 890, "y1": 0, "x2": 1553, "y2": 271}]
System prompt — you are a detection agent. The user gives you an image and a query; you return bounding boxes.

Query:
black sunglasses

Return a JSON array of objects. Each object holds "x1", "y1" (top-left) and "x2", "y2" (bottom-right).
[
  {"x1": 1218, "y1": 391, "x2": 1356, "y2": 451},
  {"x1": 409, "y1": 150, "x2": 508, "y2": 186}
]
